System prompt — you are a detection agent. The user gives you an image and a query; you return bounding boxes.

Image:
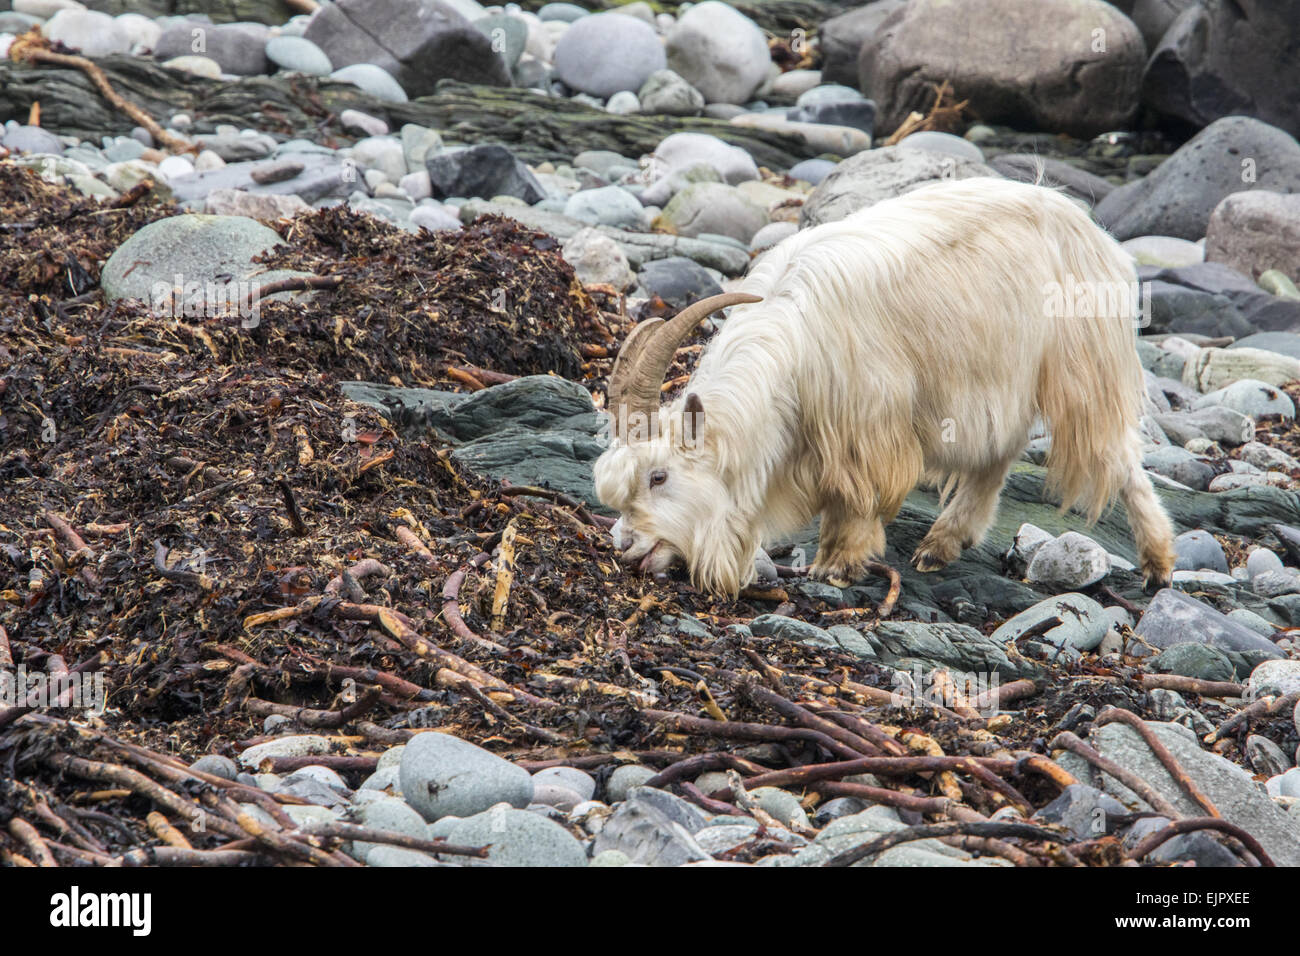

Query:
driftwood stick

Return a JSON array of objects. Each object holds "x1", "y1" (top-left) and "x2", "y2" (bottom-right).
[
  {"x1": 968, "y1": 678, "x2": 1040, "y2": 712},
  {"x1": 324, "y1": 558, "x2": 390, "y2": 596},
  {"x1": 291, "y1": 821, "x2": 488, "y2": 858},
  {"x1": 440, "y1": 554, "x2": 509, "y2": 654},
  {"x1": 8, "y1": 817, "x2": 57, "y2": 867},
  {"x1": 1210, "y1": 691, "x2": 1300, "y2": 742},
  {"x1": 11, "y1": 31, "x2": 194, "y2": 154},
  {"x1": 119, "y1": 846, "x2": 263, "y2": 866},
  {"x1": 863, "y1": 560, "x2": 902, "y2": 617},
  {"x1": 243, "y1": 686, "x2": 382, "y2": 730},
  {"x1": 1137, "y1": 674, "x2": 1245, "y2": 698},
  {"x1": 641, "y1": 708, "x2": 864, "y2": 761}
]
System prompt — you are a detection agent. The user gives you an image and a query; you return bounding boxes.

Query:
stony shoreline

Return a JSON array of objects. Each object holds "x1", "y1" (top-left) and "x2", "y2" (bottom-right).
[{"x1": 1, "y1": 0, "x2": 1299, "y2": 869}]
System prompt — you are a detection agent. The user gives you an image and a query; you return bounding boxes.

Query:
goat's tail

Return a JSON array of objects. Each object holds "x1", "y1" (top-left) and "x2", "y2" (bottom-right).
[
  {"x1": 1034, "y1": 206, "x2": 1176, "y2": 587},
  {"x1": 1034, "y1": 217, "x2": 1147, "y2": 522}
]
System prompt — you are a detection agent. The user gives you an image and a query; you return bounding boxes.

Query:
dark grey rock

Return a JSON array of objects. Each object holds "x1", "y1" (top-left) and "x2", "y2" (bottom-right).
[
  {"x1": 1151, "y1": 642, "x2": 1239, "y2": 682},
  {"x1": 304, "y1": 0, "x2": 510, "y2": 98},
  {"x1": 1142, "y1": 281, "x2": 1254, "y2": 338},
  {"x1": 1271, "y1": 523, "x2": 1300, "y2": 566},
  {"x1": 812, "y1": 796, "x2": 872, "y2": 827},
  {"x1": 1141, "y1": 0, "x2": 1300, "y2": 140},
  {"x1": 1142, "y1": 446, "x2": 1214, "y2": 491},
  {"x1": 1173, "y1": 529, "x2": 1229, "y2": 573},
  {"x1": 1090, "y1": 721, "x2": 1300, "y2": 866},
  {"x1": 1094, "y1": 117, "x2": 1300, "y2": 242},
  {"x1": 787, "y1": 99, "x2": 876, "y2": 136},
  {"x1": 1032, "y1": 784, "x2": 1130, "y2": 839},
  {"x1": 426, "y1": 144, "x2": 544, "y2": 203},
  {"x1": 988, "y1": 153, "x2": 1114, "y2": 206},
  {"x1": 818, "y1": 1, "x2": 905, "y2": 87},
  {"x1": 635, "y1": 256, "x2": 724, "y2": 310},
  {"x1": 749, "y1": 614, "x2": 834, "y2": 645},
  {"x1": 1246, "y1": 735, "x2": 1293, "y2": 777},
  {"x1": 1121, "y1": 815, "x2": 1243, "y2": 867},
  {"x1": 1136, "y1": 589, "x2": 1285, "y2": 659},
  {"x1": 860, "y1": 0, "x2": 1146, "y2": 138},
  {"x1": 190, "y1": 754, "x2": 238, "y2": 780},
  {"x1": 154, "y1": 22, "x2": 271, "y2": 76},
  {"x1": 872, "y1": 620, "x2": 1044, "y2": 681},
  {"x1": 1145, "y1": 262, "x2": 1300, "y2": 336}
]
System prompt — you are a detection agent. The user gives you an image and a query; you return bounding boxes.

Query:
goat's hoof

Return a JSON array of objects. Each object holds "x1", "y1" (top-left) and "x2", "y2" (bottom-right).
[
  {"x1": 1142, "y1": 572, "x2": 1172, "y2": 594},
  {"x1": 809, "y1": 563, "x2": 855, "y2": 588},
  {"x1": 910, "y1": 550, "x2": 950, "y2": 574}
]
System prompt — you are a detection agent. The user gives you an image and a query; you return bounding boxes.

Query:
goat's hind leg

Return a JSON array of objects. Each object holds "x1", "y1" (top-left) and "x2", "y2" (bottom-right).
[
  {"x1": 912, "y1": 458, "x2": 1014, "y2": 572},
  {"x1": 1119, "y1": 463, "x2": 1175, "y2": 591},
  {"x1": 810, "y1": 502, "x2": 885, "y2": 588}
]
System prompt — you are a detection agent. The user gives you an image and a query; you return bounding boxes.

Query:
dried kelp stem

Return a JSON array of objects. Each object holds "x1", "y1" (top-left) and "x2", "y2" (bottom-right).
[
  {"x1": 1095, "y1": 708, "x2": 1221, "y2": 819},
  {"x1": 1048, "y1": 731, "x2": 1181, "y2": 818},
  {"x1": 825, "y1": 820, "x2": 1073, "y2": 868},
  {"x1": 1126, "y1": 817, "x2": 1275, "y2": 867},
  {"x1": 10, "y1": 30, "x2": 194, "y2": 154}
]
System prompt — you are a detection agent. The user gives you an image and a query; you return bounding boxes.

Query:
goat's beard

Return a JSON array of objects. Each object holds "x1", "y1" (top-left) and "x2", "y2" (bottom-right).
[{"x1": 684, "y1": 503, "x2": 762, "y2": 597}]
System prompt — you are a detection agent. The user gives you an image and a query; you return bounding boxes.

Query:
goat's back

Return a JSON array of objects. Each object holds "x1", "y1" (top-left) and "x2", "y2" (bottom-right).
[{"x1": 716, "y1": 176, "x2": 1144, "y2": 516}]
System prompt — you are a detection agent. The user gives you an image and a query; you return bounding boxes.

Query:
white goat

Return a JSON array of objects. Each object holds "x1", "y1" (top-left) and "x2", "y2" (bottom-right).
[{"x1": 593, "y1": 176, "x2": 1175, "y2": 596}]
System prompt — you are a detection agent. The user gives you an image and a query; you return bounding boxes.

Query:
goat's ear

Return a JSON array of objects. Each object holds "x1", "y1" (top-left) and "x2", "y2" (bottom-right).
[{"x1": 682, "y1": 393, "x2": 705, "y2": 448}]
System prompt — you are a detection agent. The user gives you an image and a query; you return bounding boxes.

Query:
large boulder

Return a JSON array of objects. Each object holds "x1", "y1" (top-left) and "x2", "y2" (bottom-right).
[
  {"x1": 1142, "y1": 0, "x2": 1300, "y2": 140},
  {"x1": 1129, "y1": 0, "x2": 1199, "y2": 49},
  {"x1": 154, "y1": 21, "x2": 271, "y2": 76},
  {"x1": 101, "y1": 214, "x2": 285, "y2": 311},
  {"x1": 859, "y1": 0, "x2": 1147, "y2": 138},
  {"x1": 817, "y1": 0, "x2": 905, "y2": 88},
  {"x1": 303, "y1": 0, "x2": 509, "y2": 98},
  {"x1": 1205, "y1": 191, "x2": 1300, "y2": 284},
  {"x1": 1094, "y1": 117, "x2": 1300, "y2": 241},
  {"x1": 44, "y1": 9, "x2": 132, "y2": 57},
  {"x1": 650, "y1": 132, "x2": 760, "y2": 186},
  {"x1": 665, "y1": 1, "x2": 770, "y2": 105},
  {"x1": 800, "y1": 145, "x2": 999, "y2": 227},
  {"x1": 553, "y1": 12, "x2": 666, "y2": 98},
  {"x1": 988, "y1": 154, "x2": 1115, "y2": 207}
]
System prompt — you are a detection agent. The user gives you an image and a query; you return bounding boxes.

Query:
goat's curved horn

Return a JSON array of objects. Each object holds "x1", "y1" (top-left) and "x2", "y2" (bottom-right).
[{"x1": 608, "y1": 292, "x2": 762, "y2": 438}]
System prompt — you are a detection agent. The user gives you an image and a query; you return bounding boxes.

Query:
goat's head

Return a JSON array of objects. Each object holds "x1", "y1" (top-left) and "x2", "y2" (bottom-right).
[{"x1": 593, "y1": 292, "x2": 763, "y2": 596}]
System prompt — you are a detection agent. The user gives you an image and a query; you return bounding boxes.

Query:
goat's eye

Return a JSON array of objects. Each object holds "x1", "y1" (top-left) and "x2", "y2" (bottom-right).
[{"x1": 648, "y1": 469, "x2": 667, "y2": 488}]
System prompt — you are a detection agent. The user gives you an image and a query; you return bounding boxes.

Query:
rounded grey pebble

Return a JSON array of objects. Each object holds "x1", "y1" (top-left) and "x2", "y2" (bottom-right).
[
  {"x1": 262, "y1": 714, "x2": 293, "y2": 733},
  {"x1": 605, "y1": 764, "x2": 657, "y2": 802},
  {"x1": 532, "y1": 766, "x2": 596, "y2": 801},
  {"x1": 190, "y1": 754, "x2": 238, "y2": 779}
]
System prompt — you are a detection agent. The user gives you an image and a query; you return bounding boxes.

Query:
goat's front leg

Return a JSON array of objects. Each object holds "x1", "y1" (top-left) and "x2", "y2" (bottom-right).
[
  {"x1": 810, "y1": 502, "x2": 885, "y2": 588},
  {"x1": 912, "y1": 457, "x2": 1014, "y2": 572}
]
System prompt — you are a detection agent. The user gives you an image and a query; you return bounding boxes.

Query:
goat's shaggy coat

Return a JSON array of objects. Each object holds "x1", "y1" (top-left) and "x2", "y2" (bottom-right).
[{"x1": 594, "y1": 177, "x2": 1175, "y2": 595}]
